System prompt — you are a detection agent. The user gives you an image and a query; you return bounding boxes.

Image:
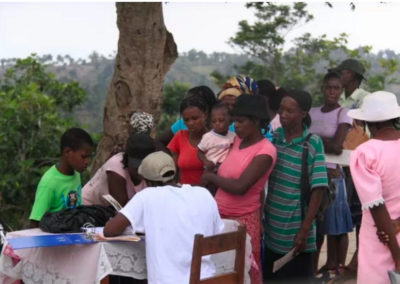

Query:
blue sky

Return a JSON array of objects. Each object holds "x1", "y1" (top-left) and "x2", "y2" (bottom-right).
[{"x1": 0, "y1": 2, "x2": 399, "y2": 59}]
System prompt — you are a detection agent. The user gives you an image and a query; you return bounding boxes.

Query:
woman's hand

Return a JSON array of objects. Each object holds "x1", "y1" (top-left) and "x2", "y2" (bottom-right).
[
  {"x1": 293, "y1": 228, "x2": 309, "y2": 255},
  {"x1": 200, "y1": 172, "x2": 215, "y2": 187},
  {"x1": 203, "y1": 160, "x2": 216, "y2": 172},
  {"x1": 376, "y1": 217, "x2": 400, "y2": 245},
  {"x1": 377, "y1": 230, "x2": 390, "y2": 245}
]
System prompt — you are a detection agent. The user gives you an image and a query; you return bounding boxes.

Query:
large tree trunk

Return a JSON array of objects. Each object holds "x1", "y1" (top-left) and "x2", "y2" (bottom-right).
[{"x1": 91, "y1": 2, "x2": 177, "y2": 174}]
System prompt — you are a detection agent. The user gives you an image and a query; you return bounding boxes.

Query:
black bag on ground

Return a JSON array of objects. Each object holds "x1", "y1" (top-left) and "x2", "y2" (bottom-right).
[{"x1": 39, "y1": 205, "x2": 116, "y2": 233}]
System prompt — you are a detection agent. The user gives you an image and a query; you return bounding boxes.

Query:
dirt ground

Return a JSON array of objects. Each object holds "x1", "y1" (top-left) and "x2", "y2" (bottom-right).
[
  {"x1": 318, "y1": 230, "x2": 357, "y2": 268},
  {"x1": 317, "y1": 231, "x2": 357, "y2": 284}
]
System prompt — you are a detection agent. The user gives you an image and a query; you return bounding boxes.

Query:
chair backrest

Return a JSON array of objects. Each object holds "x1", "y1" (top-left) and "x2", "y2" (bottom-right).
[{"x1": 189, "y1": 225, "x2": 246, "y2": 284}]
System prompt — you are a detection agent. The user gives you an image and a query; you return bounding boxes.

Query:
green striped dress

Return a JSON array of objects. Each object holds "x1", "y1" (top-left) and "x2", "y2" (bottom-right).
[{"x1": 264, "y1": 127, "x2": 328, "y2": 254}]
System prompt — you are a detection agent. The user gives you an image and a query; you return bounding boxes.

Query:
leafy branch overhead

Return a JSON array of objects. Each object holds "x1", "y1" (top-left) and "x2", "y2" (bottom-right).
[{"x1": 226, "y1": 2, "x2": 374, "y2": 99}]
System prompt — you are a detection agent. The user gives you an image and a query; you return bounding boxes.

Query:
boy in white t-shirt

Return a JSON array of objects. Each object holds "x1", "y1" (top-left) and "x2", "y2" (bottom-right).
[{"x1": 197, "y1": 103, "x2": 235, "y2": 172}]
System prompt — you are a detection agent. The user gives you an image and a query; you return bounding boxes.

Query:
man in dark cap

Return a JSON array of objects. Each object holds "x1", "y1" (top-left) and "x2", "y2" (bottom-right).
[{"x1": 332, "y1": 58, "x2": 370, "y2": 109}]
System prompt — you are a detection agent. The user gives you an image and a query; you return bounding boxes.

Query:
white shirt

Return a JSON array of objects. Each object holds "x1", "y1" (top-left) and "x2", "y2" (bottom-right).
[
  {"x1": 339, "y1": 88, "x2": 370, "y2": 109},
  {"x1": 120, "y1": 184, "x2": 224, "y2": 284}
]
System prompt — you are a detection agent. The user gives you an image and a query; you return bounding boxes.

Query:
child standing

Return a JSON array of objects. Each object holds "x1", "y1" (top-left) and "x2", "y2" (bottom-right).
[
  {"x1": 29, "y1": 127, "x2": 94, "y2": 227},
  {"x1": 197, "y1": 103, "x2": 235, "y2": 172}
]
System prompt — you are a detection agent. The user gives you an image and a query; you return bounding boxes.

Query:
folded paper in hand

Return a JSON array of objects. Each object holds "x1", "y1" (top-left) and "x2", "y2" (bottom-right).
[{"x1": 272, "y1": 248, "x2": 296, "y2": 273}]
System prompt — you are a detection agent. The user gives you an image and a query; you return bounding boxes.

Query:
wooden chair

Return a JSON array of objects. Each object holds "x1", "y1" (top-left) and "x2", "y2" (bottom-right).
[{"x1": 189, "y1": 225, "x2": 246, "y2": 284}]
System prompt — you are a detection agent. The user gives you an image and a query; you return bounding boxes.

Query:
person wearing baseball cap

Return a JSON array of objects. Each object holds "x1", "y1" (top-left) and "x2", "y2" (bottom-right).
[
  {"x1": 348, "y1": 91, "x2": 400, "y2": 284},
  {"x1": 104, "y1": 151, "x2": 224, "y2": 284},
  {"x1": 331, "y1": 58, "x2": 370, "y2": 109}
]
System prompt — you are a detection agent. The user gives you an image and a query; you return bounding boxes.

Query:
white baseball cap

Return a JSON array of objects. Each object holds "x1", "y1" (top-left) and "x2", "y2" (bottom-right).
[{"x1": 138, "y1": 151, "x2": 176, "y2": 183}]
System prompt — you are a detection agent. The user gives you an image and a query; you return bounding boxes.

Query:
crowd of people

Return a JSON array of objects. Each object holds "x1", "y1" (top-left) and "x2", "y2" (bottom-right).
[{"x1": 25, "y1": 58, "x2": 400, "y2": 284}]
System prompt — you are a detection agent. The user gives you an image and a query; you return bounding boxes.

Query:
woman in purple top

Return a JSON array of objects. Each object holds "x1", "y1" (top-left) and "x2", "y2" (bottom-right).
[{"x1": 309, "y1": 72, "x2": 353, "y2": 277}]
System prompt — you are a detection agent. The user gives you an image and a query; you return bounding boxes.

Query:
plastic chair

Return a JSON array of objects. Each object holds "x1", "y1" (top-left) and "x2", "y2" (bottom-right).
[{"x1": 189, "y1": 225, "x2": 246, "y2": 284}]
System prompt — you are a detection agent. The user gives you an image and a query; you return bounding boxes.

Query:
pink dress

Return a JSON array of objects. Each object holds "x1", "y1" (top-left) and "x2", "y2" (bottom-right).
[{"x1": 350, "y1": 139, "x2": 400, "y2": 284}]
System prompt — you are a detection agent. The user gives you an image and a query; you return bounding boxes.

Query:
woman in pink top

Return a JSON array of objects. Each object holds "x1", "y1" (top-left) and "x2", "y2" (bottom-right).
[
  {"x1": 82, "y1": 133, "x2": 155, "y2": 206},
  {"x1": 349, "y1": 91, "x2": 400, "y2": 284},
  {"x1": 201, "y1": 95, "x2": 276, "y2": 284}
]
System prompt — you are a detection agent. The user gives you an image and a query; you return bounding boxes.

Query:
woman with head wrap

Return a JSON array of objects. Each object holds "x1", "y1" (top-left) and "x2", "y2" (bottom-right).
[
  {"x1": 348, "y1": 91, "x2": 400, "y2": 284},
  {"x1": 217, "y1": 74, "x2": 258, "y2": 111},
  {"x1": 263, "y1": 90, "x2": 328, "y2": 282},
  {"x1": 109, "y1": 111, "x2": 154, "y2": 156},
  {"x1": 129, "y1": 111, "x2": 154, "y2": 135}
]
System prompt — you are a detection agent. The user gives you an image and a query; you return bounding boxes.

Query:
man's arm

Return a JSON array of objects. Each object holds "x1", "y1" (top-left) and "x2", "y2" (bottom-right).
[{"x1": 103, "y1": 213, "x2": 131, "y2": 237}]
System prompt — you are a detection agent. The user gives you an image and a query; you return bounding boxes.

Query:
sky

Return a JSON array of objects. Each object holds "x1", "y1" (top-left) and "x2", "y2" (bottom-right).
[{"x1": 0, "y1": 2, "x2": 399, "y2": 59}]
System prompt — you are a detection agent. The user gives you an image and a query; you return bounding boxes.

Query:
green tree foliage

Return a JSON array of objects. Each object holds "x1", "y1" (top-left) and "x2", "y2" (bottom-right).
[
  {"x1": 365, "y1": 57, "x2": 400, "y2": 91},
  {"x1": 228, "y1": 2, "x2": 372, "y2": 104},
  {"x1": 230, "y1": 2, "x2": 314, "y2": 84},
  {"x1": 0, "y1": 55, "x2": 86, "y2": 229},
  {"x1": 157, "y1": 81, "x2": 190, "y2": 133},
  {"x1": 161, "y1": 81, "x2": 190, "y2": 115},
  {"x1": 2, "y1": 55, "x2": 86, "y2": 112}
]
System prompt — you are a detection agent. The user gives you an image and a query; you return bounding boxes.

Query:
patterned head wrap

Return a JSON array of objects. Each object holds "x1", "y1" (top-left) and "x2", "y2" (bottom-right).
[
  {"x1": 223, "y1": 75, "x2": 258, "y2": 95},
  {"x1": 129, "y1": 111, "x2": 153, "y2": 134}
]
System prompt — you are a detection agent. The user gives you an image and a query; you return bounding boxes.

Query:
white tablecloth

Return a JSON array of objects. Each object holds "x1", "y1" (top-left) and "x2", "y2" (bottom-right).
[{"x1": 0, "y1": 219, "x2": 251, "y2": 284}]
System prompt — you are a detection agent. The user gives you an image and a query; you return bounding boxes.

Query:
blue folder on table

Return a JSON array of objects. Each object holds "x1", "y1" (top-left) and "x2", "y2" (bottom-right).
[{"x1": 7, "y1": 233, "x2": 96, "y2": 250}]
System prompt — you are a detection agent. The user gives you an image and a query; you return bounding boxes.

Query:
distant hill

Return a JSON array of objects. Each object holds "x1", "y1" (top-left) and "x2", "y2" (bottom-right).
[{"x1": 1, "y1": 49, "x2": 400, "y2": 133}]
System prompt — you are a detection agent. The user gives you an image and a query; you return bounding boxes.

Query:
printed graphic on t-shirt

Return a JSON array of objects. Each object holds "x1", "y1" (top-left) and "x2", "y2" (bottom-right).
[{"x1": 61, "y1": 188, "x2": 81, "y2": 209}]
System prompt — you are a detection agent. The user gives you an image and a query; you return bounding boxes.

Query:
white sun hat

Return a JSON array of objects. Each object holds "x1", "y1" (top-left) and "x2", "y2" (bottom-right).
[{"x1": 347, "y1": 91, "x2": 400, "y2": 122}]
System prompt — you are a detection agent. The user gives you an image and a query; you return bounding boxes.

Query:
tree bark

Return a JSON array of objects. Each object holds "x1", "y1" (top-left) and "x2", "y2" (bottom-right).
[{"x1": 91, "y1": 2, "x2": 177, "y2": 174}]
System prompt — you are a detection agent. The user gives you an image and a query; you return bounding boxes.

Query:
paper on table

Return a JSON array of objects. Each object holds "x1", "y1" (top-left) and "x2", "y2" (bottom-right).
[
  {"x1": 92, "y1": 234, "x2": 141, "y2": 242},
  {"x1": 82, "y1": 226, "x2": 141, "y2": 242},
  {"x1": 272, "y1": 248, "x2": 296, "y2": 273}
]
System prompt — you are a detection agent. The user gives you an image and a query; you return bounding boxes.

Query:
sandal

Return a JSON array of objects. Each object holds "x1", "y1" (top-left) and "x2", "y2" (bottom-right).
[
  {"x1": 314, "y1": 268, "x2": 339, "y2": 284},
  {"x1": 326, "y1": 265, "x2": 357, "y2": 284}
]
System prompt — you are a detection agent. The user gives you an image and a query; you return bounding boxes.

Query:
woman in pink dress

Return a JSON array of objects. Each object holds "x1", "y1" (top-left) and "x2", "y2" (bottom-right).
[
  {"x1": 201, "y1": 95, "x2": 277, "y2": 284},
  {"x1": 349, "y1": 91, "x2": 400, "y2": 284}
]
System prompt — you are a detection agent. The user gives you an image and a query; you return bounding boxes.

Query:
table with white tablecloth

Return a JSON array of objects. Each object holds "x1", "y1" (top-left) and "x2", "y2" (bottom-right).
[{"x1": 0, "y1": 219, "x2": 251, "y2": 284}]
